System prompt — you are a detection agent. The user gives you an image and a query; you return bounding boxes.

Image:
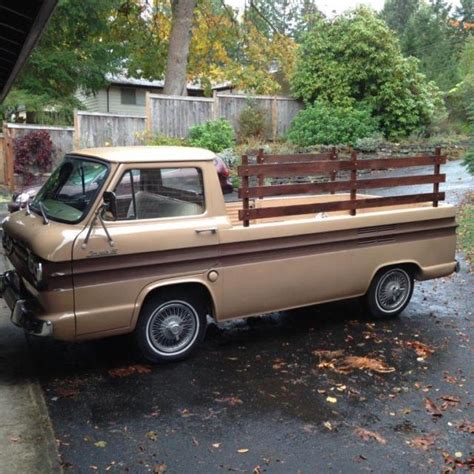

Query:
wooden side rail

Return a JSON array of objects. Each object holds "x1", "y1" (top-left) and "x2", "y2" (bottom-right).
[{"x1": 238, "y1": 147, "x2": 445, "y2": 227}]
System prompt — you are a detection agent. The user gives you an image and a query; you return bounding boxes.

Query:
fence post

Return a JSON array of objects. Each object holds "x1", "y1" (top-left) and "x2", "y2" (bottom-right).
[
  {"x1": 257, "y1": 148, "x2": 265, "y2": 199},
  {"x1": 271, "y1": 97, "x2": 278, "y2": 141},
  {"x1": 433, "y1": 147, "x2": 441, "y2": 207},
  {"x1": 145, "y1": 91, "x2": 152, "y2": 133},
  {"x1": 73, "y1": 110, "x2": 80, "y2": 149},
  {"x1": 350, "y1": 149, "x2": 357, "y2": 216},
  {"x1": 330, "y1": 146, "x2": 337, "y2": 194},
  {"x1": 213, "y1": 91, "x2": 220, "y2": 120},
  {"x1": 241, "y1": 155, "x2": 250, "y2": 227},
  {"x1": 3, "y1": 122, "x2": 14, "y2": 190}
]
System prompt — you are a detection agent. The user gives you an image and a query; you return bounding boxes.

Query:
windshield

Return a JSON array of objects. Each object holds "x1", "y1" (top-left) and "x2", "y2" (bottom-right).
[{"x1": 31, "y1": 156, "x2": 109, "y2": 224}]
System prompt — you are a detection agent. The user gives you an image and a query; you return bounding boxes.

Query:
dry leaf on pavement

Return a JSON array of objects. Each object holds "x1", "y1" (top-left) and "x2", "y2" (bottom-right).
[
  {"x1": 214, "y1": 396, "x2": 243, "y2": 406},
  {"x1": 405, "y1": 341, "x2": 435, "y2": 358},
  {"x1": 237, "y1": 448, "x2": 249, "y2": 453},
  {"x1": 339, "y1": 356, "x2": 395, "y2": 373},
  {"x1": 424, "y1": 397, "x2": 442, "y2": 417},
  {"x1": 409, "y1": 434, "x2": 436, "y2": 451},
  {"x1": 108, "y1": 365, "x2": 152, "y2": 378},
  {"x1": 354, "y1": 428, "x2": 387, "y2": 444}
]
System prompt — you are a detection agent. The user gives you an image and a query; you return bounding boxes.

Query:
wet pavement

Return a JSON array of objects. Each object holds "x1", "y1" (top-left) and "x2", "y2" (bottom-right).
[{"x1": 15, "y1": 162, "x2": 474, "y2": 472}]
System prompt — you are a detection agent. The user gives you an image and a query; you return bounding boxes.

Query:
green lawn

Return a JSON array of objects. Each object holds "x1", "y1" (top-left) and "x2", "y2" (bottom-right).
[{"x1": 458, "y1": 192, "x2": 474, "y2": 270}]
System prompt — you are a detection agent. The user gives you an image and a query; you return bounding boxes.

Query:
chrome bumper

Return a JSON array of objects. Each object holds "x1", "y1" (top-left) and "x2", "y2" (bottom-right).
[{"x1": 0, "y1": 271, "x2": 53, "y2": 337}]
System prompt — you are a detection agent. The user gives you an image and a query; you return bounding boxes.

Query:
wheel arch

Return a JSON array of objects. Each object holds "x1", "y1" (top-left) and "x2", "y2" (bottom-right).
[
  {"x1": 364, "y1": 260, "x2": 422, "y2": 295},
  {"x1": 130, "y1": 278, "x2": 217, "y2": 330}
]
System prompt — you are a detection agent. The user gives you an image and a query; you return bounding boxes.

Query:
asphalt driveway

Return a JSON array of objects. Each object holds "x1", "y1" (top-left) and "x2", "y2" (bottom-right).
[{"x1": 12, "y1": 161, "x2": 474, "y2": 472}]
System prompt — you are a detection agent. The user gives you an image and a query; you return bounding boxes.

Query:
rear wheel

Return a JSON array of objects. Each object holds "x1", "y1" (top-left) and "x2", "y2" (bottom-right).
[
  {"x1": 135, "y1": 289, "x2": 207, "y2": 363},
  {"x1": 365, "y1": 267, "x2": 414, "y2": 319}
]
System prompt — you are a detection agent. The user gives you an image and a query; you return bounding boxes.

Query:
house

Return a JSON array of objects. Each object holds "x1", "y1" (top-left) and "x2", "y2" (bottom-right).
[{"x1": 75, "y1": 74, "x2": 233, "y2": 116}]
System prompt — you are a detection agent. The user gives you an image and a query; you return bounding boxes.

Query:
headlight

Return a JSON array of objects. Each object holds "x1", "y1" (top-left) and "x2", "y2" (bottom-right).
[{"x1": 27, "y1": 253, "x2": 43, "y2": 282}]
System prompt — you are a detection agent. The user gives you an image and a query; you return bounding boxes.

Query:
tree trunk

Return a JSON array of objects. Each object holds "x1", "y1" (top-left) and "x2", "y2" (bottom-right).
[{"x1": 163, "y1": 0, "x2": 197, "y2": 96}]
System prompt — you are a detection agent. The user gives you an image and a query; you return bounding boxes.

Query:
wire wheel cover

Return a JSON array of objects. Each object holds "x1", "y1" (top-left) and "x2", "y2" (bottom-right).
[
  {"x1": 146, "y1": 301, "x2": 198, "y2": 354},
  {"x1": 375, "y1": 269, "x2": 411, "y2": 312}
]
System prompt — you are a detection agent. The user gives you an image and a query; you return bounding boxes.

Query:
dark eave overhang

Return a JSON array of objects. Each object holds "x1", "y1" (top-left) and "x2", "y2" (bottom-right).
[{"x1": 0, "y1": 0, "x2": 58, "y2": 103}]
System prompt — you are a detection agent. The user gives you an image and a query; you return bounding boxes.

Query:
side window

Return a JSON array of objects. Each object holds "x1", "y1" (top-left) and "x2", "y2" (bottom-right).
[{"x1": 112, "y1": 167, "x2": 205, "y2": 220}]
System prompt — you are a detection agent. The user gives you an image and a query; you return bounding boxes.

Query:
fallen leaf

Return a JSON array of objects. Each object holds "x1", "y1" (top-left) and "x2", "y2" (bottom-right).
[
  {"x1": 253, "y1": 466, "x2": 262, "y2": 474},
  {"x1": 405, "y1": 341, "x2": 434, "y2": 358},
  {"x1": 146, "y1": 431, "x2": 158, "y2": 441},
  {"x1": 180, "y1": 409, "x2": 192, "y2": 417},
  {"x1": 354, "y1": 428, "x2": 386, "y2": 445},
  {"x1": 108, "y1": 365, "x2": 152, "y2": 378},
  {"x1": 457, "y1": 420, "x2": 474, "y2": 434},
  {"x1": 237, "y1": 448, "x2": 249, "y2": 454},
  {"x1": 56, "y1": 387, "x2": 79, "y2": 398},
  {"x1": 214, "y1": 397, "x2": 243, "y2": 407},
  {"x1": 154, "y1": 463, "x2": 167, "y2": 473},
  {"x1": 326, "y1": 396, "x2": 337, "y2": 404},
  {"x1": 312, "y1": 349, "x2": 345, "y2": 359},
  {"x1": 9, "y1": 437, "x2": 21, "y2": 443},
  {"x1": 323, "y1": 421, "x2": 333, "y2": 430},
  {"x1": 94, "y1": 441, "x2": 107, "y2": 448},
  {"x1": 212, "y1": 443, "x2": 221, "y2": 448},
  {"x1": 409, "y1": 434, "x2": 435, "y2": 451},
  {"x1": 339, "y1": 356, "x2": 395, "y2": 373},
  {"x1": 424, "y1": 397, "x2": 442, "y2": 417}
]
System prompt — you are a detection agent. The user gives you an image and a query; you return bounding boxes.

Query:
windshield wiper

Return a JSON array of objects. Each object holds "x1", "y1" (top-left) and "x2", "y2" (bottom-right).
[{"x1": 38, "y1": 202, "x2": 49, "y2": 225}]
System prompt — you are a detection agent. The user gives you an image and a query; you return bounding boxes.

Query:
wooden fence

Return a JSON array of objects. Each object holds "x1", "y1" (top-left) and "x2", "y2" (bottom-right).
[
  {"x1": 1, "y1": 122, "x2": 74, "y2": 186},
  {"x1": 147, "y1": 92, "x2": 303, "y2": 140},
  {"x1": 238, "y1": 148, "x2": 445, "y2": 227},
  {"x1": 74, "y1": 111, "x2": 146, "y2": 149}
]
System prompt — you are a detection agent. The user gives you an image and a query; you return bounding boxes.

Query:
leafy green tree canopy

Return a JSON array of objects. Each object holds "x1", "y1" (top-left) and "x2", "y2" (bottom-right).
[{"x1": 291, "y1": 7, "x2": 443, "y2": 139}]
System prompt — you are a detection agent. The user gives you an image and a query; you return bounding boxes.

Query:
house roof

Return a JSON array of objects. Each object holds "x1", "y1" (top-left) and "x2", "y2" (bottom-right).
[
  {"x1": 105, "y1": 73, "x2": 233, "y2": 92},
  {"x1": 0, "y1": 1, "x2": 58, "y2": 103},
  {"x1": 73, "y1": 146, "x2": 216, "y2": 163}
]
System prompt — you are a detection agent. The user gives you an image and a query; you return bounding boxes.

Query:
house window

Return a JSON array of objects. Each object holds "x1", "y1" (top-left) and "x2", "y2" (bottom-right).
[{"x1": 121, "y1": 88, "x2": 137, "y2": 105}]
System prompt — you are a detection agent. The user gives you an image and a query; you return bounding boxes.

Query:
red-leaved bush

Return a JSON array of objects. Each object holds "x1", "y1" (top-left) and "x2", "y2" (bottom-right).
[{"x1": 14, "y1": 130, "x2": 54, "y2": 184}]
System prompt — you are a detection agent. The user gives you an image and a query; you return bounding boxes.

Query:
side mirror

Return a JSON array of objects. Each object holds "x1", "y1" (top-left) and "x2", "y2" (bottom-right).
[{"x1": 103, "y1": 191, "x2": 117, "y2": 218}]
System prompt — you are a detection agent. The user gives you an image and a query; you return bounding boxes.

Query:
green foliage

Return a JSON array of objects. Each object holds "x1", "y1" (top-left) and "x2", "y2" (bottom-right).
[
  {"x1": 381, "y1": 0, "x2": 420, "y2": 36},
  {"x1": 287, "y1": 102, "x2": 378, "y2": 146},
  {"x1": 462, "y1": 102, "x2": 474, "y2": 175},
  {"x1": 291, "y1": 7, "x2": 442, "y2": 139},
  {"x1": 188, "y1": 119, "x2": 235, "y2": 152},
  {"x1": 147, "y1": 134, "x2": 189, "y2": 147},
  {"x1": 237, "y1": 103, "x2": 269, "y2": 140},
  {"x1": 401, "y1": 3, "x2": 463, "y2": 92}
]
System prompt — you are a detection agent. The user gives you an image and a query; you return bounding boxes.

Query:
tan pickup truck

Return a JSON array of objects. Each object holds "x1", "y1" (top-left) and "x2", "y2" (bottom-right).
[{"x1": 0, "y1": 146, "x2": 457, "y2": 362}]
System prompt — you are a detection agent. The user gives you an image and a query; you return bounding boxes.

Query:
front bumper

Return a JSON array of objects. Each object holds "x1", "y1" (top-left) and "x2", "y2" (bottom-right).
[{"x1": 0, "y1": 271, "x2": 53, "y2": 337}]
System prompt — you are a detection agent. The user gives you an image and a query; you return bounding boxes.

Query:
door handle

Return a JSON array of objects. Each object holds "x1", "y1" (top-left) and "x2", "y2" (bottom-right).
[{"x1": 195, "y1": 227, "x2": 218, "y2": 234}]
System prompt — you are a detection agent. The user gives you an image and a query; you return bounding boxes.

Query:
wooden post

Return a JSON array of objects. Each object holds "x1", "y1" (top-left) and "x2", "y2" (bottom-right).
[
  {"x1": 271, "y1": 96, "x2": 278, "y2": 141},
  {"x1": 241, "y1": 155, "x2": 250, "y2": 227},
  {"x1": 145, "y1": 91, "x2": 152, "y2": 133},
  {"x1": 433, "y1": 146, "x2": 441, "y2": 207},
  {"x1": 350, "y1": 149, "x2": 357, "y2": 216},
  {"x1": 257, "y1": 148, "x2": 264, "y2": 199},
  {"x1": 73, "y1": 110, "x2": 80, "y2": 150},
  {"x1": 330, "y1": 146, "x2": 337, "y2": 194},
  {"x1": 3, "y1": 122, "x2": 14, "y2": 190},
  {"x1": 213, "y1": 91, "x2": 220, "y2": 120}
]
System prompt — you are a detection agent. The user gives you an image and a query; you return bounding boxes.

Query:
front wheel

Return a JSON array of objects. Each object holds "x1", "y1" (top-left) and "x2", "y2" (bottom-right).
[
  {"x1": 135, "y1": 289, "x2": 207, "y2": 363},
  {"x1": 364, "y1": 267, "x2": 414, "y2": 319}
]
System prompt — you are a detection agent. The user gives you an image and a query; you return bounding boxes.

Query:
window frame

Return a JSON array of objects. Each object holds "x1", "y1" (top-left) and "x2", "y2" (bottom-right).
[
  {"x1": 109, "y1": 165, "x2": 207, "y2": 222},
  {"x1": 120, "y1": 87, "x2": 137, "y2": 105}
]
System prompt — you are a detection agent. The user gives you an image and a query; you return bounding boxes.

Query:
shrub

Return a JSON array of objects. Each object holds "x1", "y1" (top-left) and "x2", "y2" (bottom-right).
[
  {"x1": 216, "y1": 148, "x2": 239, "y2": 169},
  {"x1": 13, "y1": 130, "x2": 53, "y2": 184},
  {"x1": 287, "y1": 102, "x2": 378, "y2": 146},
  {"x1": 238, "y1": 104, "x2": 268, "y2": 140},
  {"x1": 462, "y1": 101, "x2": 474, "y2": 175},
  {"x1": 188, "y1": 118, "x2": 235, "y2": 153},
  {"x1": 354, "y1": 133, "x2": 386, "y2": 153},
  {"x1": 135, "y1": 130, "x2": 189, "y2": 146}
]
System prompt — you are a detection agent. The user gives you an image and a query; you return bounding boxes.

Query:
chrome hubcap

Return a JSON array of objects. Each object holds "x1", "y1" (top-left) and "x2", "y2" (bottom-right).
[
  {"x1": 376, "y1": 269, "x2": 411, "y2": 312},
  {"x1": 146, "y1": 301, "x2": 198, "y2": 355}
]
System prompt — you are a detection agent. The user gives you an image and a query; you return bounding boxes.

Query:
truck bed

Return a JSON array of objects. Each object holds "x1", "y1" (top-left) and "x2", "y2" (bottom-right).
[{"x1": 225, "y1": 193, "x2": 435, "y2": 227}]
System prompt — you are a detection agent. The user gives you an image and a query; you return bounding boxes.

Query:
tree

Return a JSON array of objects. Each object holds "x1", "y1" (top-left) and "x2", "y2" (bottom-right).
[
  {"x1": 291, "y1": 7, "x2": 443, "y2": 139},
  {"x1": 163, "y1": 0, "x2": 198, "y2": 95},
  {"x1": 1, "y1": 0, "x2": 125, "y2": 123},
  {"x1": 455, "y1": 0, "x2": 474, "y2": 22},
  {"x1": 401, "y1": 2, "x2": 464, "y2": 91},
  {"x1": 381, "y1": 0, "x2": 420, "y2": 35}
]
